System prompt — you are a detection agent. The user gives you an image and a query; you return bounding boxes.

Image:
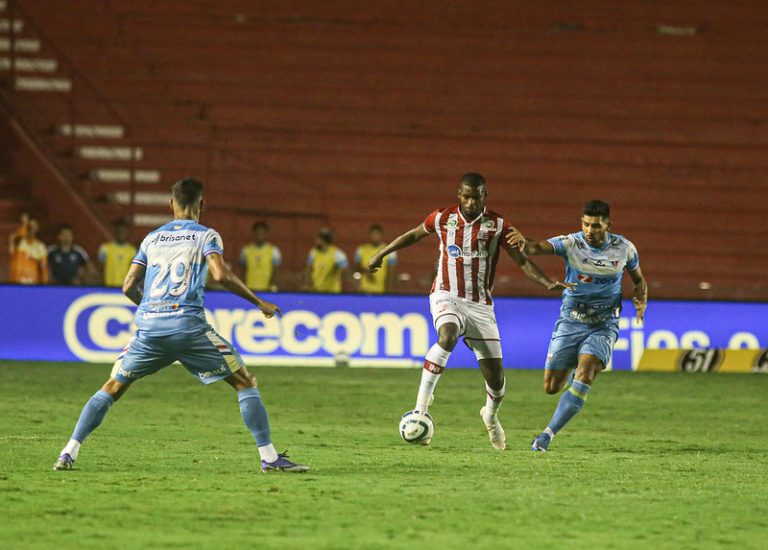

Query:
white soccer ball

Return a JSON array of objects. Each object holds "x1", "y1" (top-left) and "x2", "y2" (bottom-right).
[{"x1": 399, "y1": 410, "x2": 435, "y2": 445}]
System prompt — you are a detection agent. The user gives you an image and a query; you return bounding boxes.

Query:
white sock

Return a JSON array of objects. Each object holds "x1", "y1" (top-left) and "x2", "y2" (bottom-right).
[
  {"x1": 544, "y1": 427, "x2": 556, "y2": 440},
  {"x1": 415, "y1": 344, "x2": 451, "y2": 411},
  {"x1": 258, "y1": 443, "x2": 279, "y2": 463},
  {"x1": 483, "y1": 378, "x2": 506, "y2": 422},
  {"x1": 62, "y1": 439, "x2": 81, "y2": 461}
]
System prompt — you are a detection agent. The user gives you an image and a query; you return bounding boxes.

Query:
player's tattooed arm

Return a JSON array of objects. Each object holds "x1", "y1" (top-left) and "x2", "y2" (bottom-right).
[
  {"x1": 368, "y1": 224, "x2": 430, "y2": 273},
  {"x1": 122, "y1": 263, "x2": 146, "y2": 306},
  {"x1": 505, "y1": 228, "x2": 555, "y2": 256},
  {"x1": 628, "y1": 266, "x2": 648, "y2": 323},
  {"x1": 207, "y1": 252, "x2": 281, "y2": 318},
  {"x1": 506, "y1": 247, "x2": 574, "y2": 292}
]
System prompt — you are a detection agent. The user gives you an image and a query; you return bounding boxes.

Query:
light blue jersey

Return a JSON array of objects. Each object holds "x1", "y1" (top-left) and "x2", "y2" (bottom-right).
[
  {"x1": 548, "y1": 232, "x2": 639, "y2": 324},
  {"x1": 131, "y1": 219, "x2": 224, "y2": 336}
]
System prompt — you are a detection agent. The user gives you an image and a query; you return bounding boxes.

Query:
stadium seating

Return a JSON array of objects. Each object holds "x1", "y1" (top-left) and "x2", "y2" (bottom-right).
[{"x1": 1, "y1": 0, "x2": 766, "y2": 298}]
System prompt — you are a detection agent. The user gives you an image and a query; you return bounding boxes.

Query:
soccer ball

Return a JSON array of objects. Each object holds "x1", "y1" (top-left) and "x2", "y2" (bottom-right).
[{"x1": 399, "y1": 410, "x2": 435, "y2": 445}]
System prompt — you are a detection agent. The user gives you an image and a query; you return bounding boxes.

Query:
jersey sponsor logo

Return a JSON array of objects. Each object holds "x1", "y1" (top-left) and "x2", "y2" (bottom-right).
[
  {"x1": 152, "y1": 233, "x2": 197, "y2": 244},
  {"x1": 446, "y1": 218, "x2": 458, "y2": 228},
  {"x1": 142, "y1": 309, "x2": 184, "y2": 319},
  {"x1": 446, "y1": 244, "x2": 488, "y2": 259},
  {"x1": 576, "y1": 274, "x2": 618, "y2": 284},
  {"x1": 484, "y1": 220, "x2": 494, "y2": 229}
]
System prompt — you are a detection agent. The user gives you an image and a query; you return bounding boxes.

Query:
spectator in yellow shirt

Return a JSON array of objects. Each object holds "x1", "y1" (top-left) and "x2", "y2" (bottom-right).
[
  {"x1": 239, "y1": 221, "x2": 281, "y2": 291},
  {"x1": 9, "y1": 217, "x2": 48, "y2": 285},
  {"x1": 305, "y1": 228, "x2": 348, "y2": 293},
  {"x1": 98, "y1": 219, "x2": 137, "y2": 287},
  {"x1": 355, "y1": 224, "x2": 397, "y2": 293}
]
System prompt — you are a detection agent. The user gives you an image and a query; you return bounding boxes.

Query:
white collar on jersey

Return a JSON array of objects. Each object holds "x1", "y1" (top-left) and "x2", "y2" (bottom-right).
[{"x1": 457, "y1": 207, "x2": 487, "y2": 225}]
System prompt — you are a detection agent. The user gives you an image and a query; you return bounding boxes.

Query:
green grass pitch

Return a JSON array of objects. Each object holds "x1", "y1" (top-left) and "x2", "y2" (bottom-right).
[{"x1": 1, "y1": 361, "x2": 766, "y2": 549}]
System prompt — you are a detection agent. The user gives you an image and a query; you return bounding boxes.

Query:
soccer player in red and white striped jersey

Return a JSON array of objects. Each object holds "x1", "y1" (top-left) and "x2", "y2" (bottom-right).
[{"x1": 368, "y1": 173, "x2": 569, "y2": 450}]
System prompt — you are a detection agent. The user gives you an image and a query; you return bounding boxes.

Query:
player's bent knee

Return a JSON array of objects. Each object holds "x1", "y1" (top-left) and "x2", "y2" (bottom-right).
[
  {"x1": 438, "y1": 335, "x2": 458, "y2": 350},
  {"x1": 225, "y1": 367, "x2": 257, "y2": 391},
  {"x1": 101, "y1": 378, "x2": 130, "y2": 400},
  {"x1": 544, "y1": 382, "x2": 561, "y2": 395}
]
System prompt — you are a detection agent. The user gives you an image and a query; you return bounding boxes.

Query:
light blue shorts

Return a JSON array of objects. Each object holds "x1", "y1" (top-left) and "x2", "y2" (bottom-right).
[
  {"x1": 545, "y1": 317, "x2": 618, "y2": 371},
  {"x1": 111, "y1": 327, "x2": 245, "y2": 385}
]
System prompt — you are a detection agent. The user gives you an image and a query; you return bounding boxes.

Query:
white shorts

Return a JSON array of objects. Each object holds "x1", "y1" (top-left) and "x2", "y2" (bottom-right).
[{"x1": 429, "y1": 291, "x2": 502, "y2": 360}]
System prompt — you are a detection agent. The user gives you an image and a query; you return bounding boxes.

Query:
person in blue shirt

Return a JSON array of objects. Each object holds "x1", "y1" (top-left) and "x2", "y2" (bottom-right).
[
  {"x1": 53, "y1": 178, "x2": 308, "y2": 473},
  {"x1": 48, "y1": 224, "x2": 91, "y2": 285},
  {"x1": 507, "y1": 200, "x2": 648, "y2": 451}
]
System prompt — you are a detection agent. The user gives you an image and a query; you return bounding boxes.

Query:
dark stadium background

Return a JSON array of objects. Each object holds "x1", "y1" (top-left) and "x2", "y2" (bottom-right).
[{"x1": 1, "y1": 0, "x2": 766, "y2": 300}]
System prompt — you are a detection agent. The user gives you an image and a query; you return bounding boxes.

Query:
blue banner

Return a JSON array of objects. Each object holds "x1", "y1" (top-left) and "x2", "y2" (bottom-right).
[{"x1": 2, "y1": 285, "x2": 767, "y2": 370}]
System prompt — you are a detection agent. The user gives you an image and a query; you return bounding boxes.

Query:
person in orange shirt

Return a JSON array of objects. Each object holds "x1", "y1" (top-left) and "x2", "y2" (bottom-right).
[{"x1": 9, "y1": 217, "x2": 48, "y2": 284}]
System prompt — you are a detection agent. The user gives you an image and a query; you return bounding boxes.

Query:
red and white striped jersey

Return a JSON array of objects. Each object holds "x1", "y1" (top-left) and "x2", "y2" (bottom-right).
[{"x1": 423, "y1": 206, "x2": 513, "y2": 305}]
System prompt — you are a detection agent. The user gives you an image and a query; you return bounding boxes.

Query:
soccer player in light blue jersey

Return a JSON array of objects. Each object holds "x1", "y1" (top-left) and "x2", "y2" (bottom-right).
[
  {"x1": 53, "y1": 178, "x2": 308, "y2": 472},
  {"x1": 507, "y1": 200, "x2": 648, "y2": 451}
]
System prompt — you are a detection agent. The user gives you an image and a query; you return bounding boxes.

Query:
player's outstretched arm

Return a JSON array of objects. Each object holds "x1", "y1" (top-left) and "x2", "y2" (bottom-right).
[
  {"x1": 506, "y1": 228, "x2": 555, "y2": 256},
  {"x1": 367, "y1": 224, "x2": 430, "y2": 273},
  {"x1": 122, "y1": 263, "x2": 146, "y2": 306},
  {"x1": 207, "y1": 252, "x2": 280, "y2": 318},
  {"x1": 628, "y1": 266, "x2": 648, "y2": 323},
  {"x1": 505, "y1": 247, "x2": 573, "y2": 292}
]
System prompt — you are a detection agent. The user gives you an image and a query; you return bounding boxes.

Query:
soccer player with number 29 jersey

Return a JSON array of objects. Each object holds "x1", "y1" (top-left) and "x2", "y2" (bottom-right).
[
  {"x1": 368, "y1": 173, "x2": 569, "y2": 450},
  {"x1": 54, "y1": 178, "x2": 308, "y2": 473},
  {"x1": 507, "y1": 200, "x2": 648, "y2": 451}
]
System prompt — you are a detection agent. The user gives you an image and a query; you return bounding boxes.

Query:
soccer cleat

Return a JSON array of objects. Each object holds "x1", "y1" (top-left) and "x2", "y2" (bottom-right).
[
  {"x1": 480, "y1": 407, "x2": 506, "y2": 450},
  {"x1": 261, "y1": 452, "x2": 309, "y2": 473},
  {"x1": 52, "y1": 453, "x2": 75, "y2": 471},
  {"x1": 531, "y1": 432, "x2": 552, "y2": 452}
]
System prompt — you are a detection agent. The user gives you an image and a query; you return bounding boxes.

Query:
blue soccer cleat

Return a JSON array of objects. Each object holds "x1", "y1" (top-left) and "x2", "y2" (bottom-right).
[
  {"x1": 52, "y1": 453, "x2": 75, "y2": 471},
  {"x1": 261, "y1": 452, "x2": 309, "y2": 473},
  {"x1": 531, "y1": 432, "x2": 552, "y2": 452}
]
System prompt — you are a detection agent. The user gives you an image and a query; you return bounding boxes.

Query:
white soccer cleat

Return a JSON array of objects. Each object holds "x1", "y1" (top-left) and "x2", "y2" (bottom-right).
[{"x1": 480, "y1": 407, "x2": 506, "y2": 450}]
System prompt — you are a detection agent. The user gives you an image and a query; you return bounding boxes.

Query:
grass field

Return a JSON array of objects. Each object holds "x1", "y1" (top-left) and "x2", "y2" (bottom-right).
[{"x1": 1, "y1": 361, "x2": 766, "y2": 549}]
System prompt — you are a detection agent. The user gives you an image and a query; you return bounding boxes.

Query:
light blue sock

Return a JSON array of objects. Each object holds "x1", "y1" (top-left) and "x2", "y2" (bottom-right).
[
  {"x1": 71, "y1": 390, "x2": 115, "y2": 443},
  {"x1": 547, "y1": 380, "x2": 591, "y2": 434},
  {"x1": 238, "y1": 387, "x2": 271, "y2": 446}
]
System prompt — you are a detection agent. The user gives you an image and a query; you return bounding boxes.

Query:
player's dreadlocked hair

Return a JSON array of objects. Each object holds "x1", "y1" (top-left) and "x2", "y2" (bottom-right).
[
  {"x1": 460, "y1": 172, "x2": 486, "y2": 188},
  {"x1": 583, "y1": 200, "x2": 610, "y2": 219},
  {"x1": 172, "y1": 177, "x2": 204, "y2": 209}
]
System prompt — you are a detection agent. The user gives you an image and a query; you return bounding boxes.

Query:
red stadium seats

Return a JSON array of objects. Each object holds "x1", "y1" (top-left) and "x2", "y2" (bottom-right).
[{"x1": 1, "y1": 0, "x2": 766, "y2": 298}]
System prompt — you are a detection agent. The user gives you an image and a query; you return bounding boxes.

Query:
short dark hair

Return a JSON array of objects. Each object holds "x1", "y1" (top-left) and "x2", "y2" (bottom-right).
[
  {"x1": 57, "y1": 224, "x2": 73, "y2": 234},
  {"x1": 317, "y1": 228, "x2": 334, "y2": 244},
  {"x1": 460, "y1": 172, "x2": 486, "y2": 188},
  {"x1": 114, "y1": 218, "x2": 129, "y2": 228},
  {"x1": 583, "y1": 200, "x2": 610, "y2": 219},
  {"x1": 369, "y1": 224, "x2": 383, "y2": 233},
  {"x1": 172, "y1": 177, "x2": 204, "y2": 209},
  {"x1": 252, "y1": 221, "x2": 269, "y2": 232}
]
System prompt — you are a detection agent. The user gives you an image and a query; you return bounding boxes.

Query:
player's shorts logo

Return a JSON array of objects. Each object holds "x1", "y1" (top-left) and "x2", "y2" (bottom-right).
[
  {"x1": 578, "y1": 274, "x2": 593, "y2": 283},
  {"x1": 447, "y1": 245, "x2": 462, "y2": 258},
  {"x1": 198, "y1": 365, "x2": 228, "y2": 380}
]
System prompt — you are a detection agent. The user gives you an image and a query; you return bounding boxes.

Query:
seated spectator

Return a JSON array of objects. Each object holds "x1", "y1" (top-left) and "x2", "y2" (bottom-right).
[
  {"x1": 304, "y1": 228, "x2": 348, "y2": 293},
  {"x1": 239, "y1": 221, "x2": 281, "y2": 291},
  {"x1": 48, "y1": 224, "x2": 90, "y2": 285},
  {"x1": 355, "y1": 224, "x2": 397, "y2": 294},
  {"x1": 9, "y1": 215, "x2": 48, "y2": 284},
  {"x1": 98, "y1": 219, "x2": 137, "y2": 287}
]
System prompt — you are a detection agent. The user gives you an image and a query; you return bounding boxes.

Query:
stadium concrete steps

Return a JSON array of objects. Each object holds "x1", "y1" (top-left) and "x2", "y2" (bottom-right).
[{"x1": 0, "y1": 3, "x2": 170, "y2": 255}]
